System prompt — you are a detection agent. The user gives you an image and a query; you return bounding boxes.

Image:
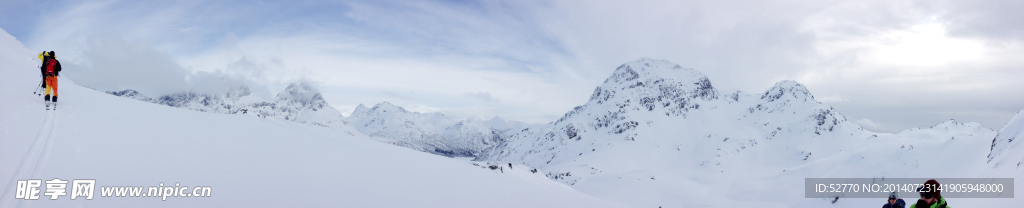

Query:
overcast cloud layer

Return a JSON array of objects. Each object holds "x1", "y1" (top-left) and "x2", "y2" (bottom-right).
[{"x1": 1, "y1": 0, "x2": 1021, "y2": 132}]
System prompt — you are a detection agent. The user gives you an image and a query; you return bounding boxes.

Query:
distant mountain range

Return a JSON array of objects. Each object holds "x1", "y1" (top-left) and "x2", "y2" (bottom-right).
[
  {"x1": 107, "y1": 82, "x2": 346, "y2": 129},
  {"x1": 101, "y1": 58, "x2": 1024, "y2": 207},
  {"x1": 106, "y1": 83, "x2": 534, "y2": 157},
  {"x1": 346, "y1": 102, "x2": 534, "y2": 157}
]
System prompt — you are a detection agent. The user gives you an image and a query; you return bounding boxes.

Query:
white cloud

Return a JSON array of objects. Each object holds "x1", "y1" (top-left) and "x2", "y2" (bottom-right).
[
  {"x1": 465, "y1": 92, "x2": 498, "y2": 103},
  {"x1": 794, "y1": 0, "x2": 1024, "y2": 131},
  {"x1": 56, "y1": 33, "x2": 261, "y2": 98},
  {"x1": 401, "y1": 103, "x2": 444, "y2": 115},
  {"x1": 9, "y1": 0, "x2": 1022, "y2": 130},
  {"x1": 853, "y1": 118, "x2": 883, "y2": 131}
]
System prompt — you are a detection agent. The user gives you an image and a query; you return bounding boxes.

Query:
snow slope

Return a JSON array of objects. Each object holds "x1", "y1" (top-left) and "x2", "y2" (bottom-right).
[
  {"x1": 346, "y1": 102, "x2": 534, "y2": 157},
  {"x1": 988, "y1": 109, "x2": 1024, "y2": 168},
  {"x1": 481, "y1": 58, "x2": 1021, "y2": 207},
  {"x1": 0, "y1": 28, "x2": 623, "y2": 208}
]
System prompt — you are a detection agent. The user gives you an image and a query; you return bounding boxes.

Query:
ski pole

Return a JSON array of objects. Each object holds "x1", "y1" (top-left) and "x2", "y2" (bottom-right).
[
  {"x1": 33, "y1": 76, "x2": 43, "y2": 95},
  {"x1": 33, "y1": 63, "x2": 43, "y2": 95}
]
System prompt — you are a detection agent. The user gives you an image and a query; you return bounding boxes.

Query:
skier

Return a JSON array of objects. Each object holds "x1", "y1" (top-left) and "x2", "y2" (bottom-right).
[
  {"x1": 883, "y1": 191, "x2": 906, "y2": 208},
  {"x1": 910, "y1": 179, "x2": 950, "y2": 208},
  {"x1": 41, "y1": 51, "x2": 61, "y2": 109},
  {"x1": 36, "y1": 51, "x2": 49, "y2": 91}
]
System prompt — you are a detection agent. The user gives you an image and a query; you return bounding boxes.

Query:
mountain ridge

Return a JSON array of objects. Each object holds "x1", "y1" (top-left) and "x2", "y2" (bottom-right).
[
  {"x1": 346, "y1": 101, "x2": 534, "y2": 157},
  {"x1": 106, "y1": 82, "x2": 347, "y2": 129},
  {"x1": 478, "y1": 58, "x2": 1008, "y2": 207}
]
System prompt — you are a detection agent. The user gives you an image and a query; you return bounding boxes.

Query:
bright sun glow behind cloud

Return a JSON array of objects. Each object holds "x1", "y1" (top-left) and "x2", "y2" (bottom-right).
[{"x1": 867, "y1": 22, "x2": 985, "y2": 68}]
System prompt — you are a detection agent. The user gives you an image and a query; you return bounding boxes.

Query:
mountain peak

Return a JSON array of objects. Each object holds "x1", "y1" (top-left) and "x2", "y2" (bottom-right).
[
  {"x1": 582, "y1": 59, "x2": 717, "y2": 114},
  {"x1": 352, "y1": 103, "x2": 370, "y2": 115},
  {"x1": 371, "y1": 101, "x2": 408, "y2": 114},
  {"x1": 937, "y1": 119, "x2": 961, "y2": 127},
  {"x1": 760, "y1": 80, "x2": 814, "y2": 102},
  {"x1": 277, "y1": 82, "x2": 320, "y2": 104},
  {"x1": 603, "y1": 58, "x2": 706, "y2": 85}
]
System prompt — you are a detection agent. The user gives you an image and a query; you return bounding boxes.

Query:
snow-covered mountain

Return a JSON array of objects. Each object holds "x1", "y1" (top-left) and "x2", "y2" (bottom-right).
[
  {"x1": 478, "y1": 58, "x2": 1018, "y2": 207},
  {"x1": 0, "y1": 28, "x2": 623, "y2": 208},
  {"x1": 106, "y1": 83, "x2": 537, "y2": 159},
  {"x1": 482, "y1": 58, "x2": 857, "y2": 170},
  {"x1": 987, "y1": 109, "x2": 1024, "y2": 168},
  {"x1": 106, "y1": 82, "x2": 347, "y2": 129},
  {"x1": 346, "y1": 102, "x2": 534, "y2": 157},
  {"x1": 483, "y1": 116, "x2": 535, "y2": 137}
]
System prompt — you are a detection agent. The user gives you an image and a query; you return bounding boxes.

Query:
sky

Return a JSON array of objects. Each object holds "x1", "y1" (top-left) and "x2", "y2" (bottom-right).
[{"x1": 1, "y1": 0, "x2": 1021, "y2": 132}]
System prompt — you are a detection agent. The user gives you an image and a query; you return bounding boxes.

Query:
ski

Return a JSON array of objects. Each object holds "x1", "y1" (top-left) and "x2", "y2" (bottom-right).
[{"x1": 45, "y1": 101, "x2": 50, "y2": 110}]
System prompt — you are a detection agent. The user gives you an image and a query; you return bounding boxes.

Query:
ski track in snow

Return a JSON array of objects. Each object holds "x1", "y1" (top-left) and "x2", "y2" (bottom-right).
[{"x1": 1, "y1": 110, "x2": 58, "y2": 208}]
